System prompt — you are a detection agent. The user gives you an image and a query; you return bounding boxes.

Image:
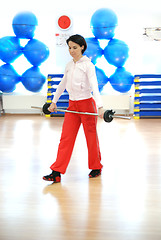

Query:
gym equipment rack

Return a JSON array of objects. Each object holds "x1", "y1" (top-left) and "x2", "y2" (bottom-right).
[{"x1": 134, "y1": 74, "x2": 161, "y2": 119}]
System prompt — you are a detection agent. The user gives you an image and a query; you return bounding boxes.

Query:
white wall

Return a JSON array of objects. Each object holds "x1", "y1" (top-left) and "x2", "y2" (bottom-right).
[
  {"x1": 0, "y1": 0, "x2": 161, "y2": 113},
  {"x1": 1, "y1": 0, "x2": 161, "y2": 76}
]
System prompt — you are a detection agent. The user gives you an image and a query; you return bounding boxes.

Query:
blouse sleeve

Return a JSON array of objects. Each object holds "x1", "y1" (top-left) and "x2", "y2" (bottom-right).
[{"x1": 86, "y1": 62, "x2": 103, "y2": 108}]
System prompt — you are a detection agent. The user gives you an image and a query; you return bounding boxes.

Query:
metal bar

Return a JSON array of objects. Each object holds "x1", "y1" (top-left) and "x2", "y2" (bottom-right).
[
  {"x1": 55, "y1": 108, "x2": 98, "y2": 116},
  {"x1": 112, "y1": 115, "x2": 131, "y2": 120},
  {"x1": 54, "y1": 108, "x2": 131, "y2": 120},
  {"x1": 31, "y1": 106, "x2": 131, "y2": 120}
]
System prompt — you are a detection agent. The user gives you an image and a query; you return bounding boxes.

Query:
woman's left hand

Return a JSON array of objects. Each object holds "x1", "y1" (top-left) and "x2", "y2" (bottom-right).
[{"x1": 98, "y1": 107, "x2": 104, "y2": 119}]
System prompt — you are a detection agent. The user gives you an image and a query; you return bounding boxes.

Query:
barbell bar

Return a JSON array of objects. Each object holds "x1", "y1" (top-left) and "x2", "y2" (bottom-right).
[{"x1": 31, "y1": 103, "x2": 131, "y2": 122}]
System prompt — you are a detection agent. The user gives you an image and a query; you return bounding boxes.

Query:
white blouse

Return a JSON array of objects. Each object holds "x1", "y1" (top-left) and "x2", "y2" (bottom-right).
[{"x1": 52, "y1": 56, "x2": 103, "y2": 108}]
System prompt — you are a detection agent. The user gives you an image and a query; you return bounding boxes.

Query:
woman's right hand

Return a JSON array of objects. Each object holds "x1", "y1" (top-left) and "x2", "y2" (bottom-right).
[
  {"x1": 48, "y1": 102, "x2": 57, "y2": 112},
  {"x1": 98, "y1": 107, "x2": 104, "y2": 119}
]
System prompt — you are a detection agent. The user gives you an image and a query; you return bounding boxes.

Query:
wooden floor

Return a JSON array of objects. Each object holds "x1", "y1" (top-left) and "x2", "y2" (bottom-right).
[{"x1": 0, "y1": 114, "x2": 161, "y2": 240}]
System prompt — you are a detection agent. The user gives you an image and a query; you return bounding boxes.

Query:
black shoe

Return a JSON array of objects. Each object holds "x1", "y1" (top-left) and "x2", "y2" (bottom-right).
[
  {"x1": 89, "y1": 169, "x2": 101, "y2": 178},
  {"x1": 43, "y1": 170, "x2": 61, "y2": 182}
]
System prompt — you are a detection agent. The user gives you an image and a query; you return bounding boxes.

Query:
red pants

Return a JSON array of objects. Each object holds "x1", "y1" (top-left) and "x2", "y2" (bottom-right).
[{"x1": 50, "y1": 98, "x2": 103, "y2": 174}]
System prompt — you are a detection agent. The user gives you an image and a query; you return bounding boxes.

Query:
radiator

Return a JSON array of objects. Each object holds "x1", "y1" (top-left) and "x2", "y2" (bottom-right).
[
  {"x1": 3, "y1": 93, "x2": 47, "y2": 114},
  {"x1": 2, "y1": 93, "x2": 131, "y2": 114},
  {"x1": 101, "y1": 95, "x2": 130, "y2": 114}
]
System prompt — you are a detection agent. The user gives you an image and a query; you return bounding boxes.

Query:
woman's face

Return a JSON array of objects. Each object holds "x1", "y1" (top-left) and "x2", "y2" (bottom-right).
[{"x1": 68, "y1": 41, "x2": 84, "y2": 61}]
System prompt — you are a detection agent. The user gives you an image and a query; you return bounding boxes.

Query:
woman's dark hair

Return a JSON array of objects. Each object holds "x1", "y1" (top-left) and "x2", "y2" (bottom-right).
[{"x1": 66, "y1": 34, "x2": 87, "y2": 54}]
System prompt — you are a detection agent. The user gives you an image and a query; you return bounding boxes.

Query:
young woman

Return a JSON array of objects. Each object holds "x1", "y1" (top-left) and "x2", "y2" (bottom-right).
[{"x1": 43, "y1": 34, "x2": 104, "y2": 183}]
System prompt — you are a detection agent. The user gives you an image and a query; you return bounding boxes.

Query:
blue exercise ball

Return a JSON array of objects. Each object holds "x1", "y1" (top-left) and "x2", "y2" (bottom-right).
[
  {"x1": 0, "y1": 36, "x2": 22, "y2": 63},
  {"x1": 23, "y1": 39, "x2": 50, "y2": 66},
  {"x1": 12, "y1": 11, "x2": 38, "y2": 39},
  {"x1": 85, "y1": 38, "x2": 103, "y2": 64},
  {"x1": 109, "y1": 67, "x2": 134, "y2": 93},
  {"x1": 104, "y1": 39, "x2": 129, "y2": 67},
  {"x1": 90, "y1": 8, "x2": 118, "y2": 39},
  {"x1": 0, "y1": 64, "x2": 20, "y2": 93},
  {"x1": 21, "y1": 67, "x2": 46, "y2": 92},
  {"x1": 95, "y1": 67, "x2": 108, "y2": 91}
]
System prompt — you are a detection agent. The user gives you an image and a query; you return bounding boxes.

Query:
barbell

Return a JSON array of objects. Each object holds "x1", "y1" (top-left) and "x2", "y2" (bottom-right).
[{"x1": 38, "y1": 103, "x2": 131, "y2": 123}]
